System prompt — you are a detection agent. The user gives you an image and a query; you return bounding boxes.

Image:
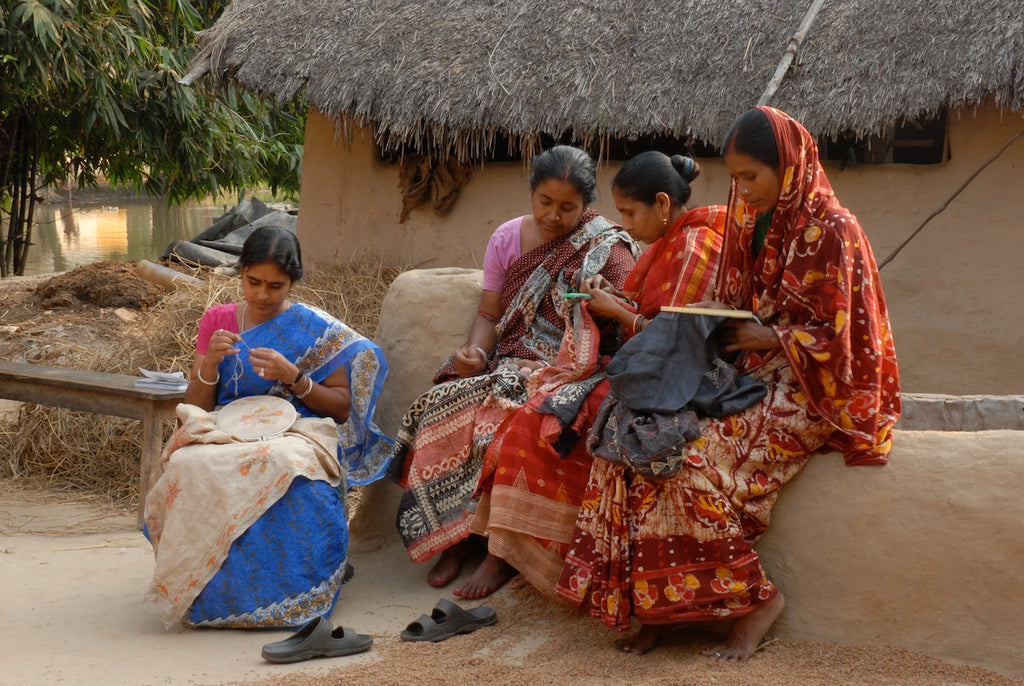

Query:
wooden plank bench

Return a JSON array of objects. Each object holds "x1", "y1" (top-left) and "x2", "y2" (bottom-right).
[{"x1": 0, "y1": 360, "x2": 185, "y2": 529}]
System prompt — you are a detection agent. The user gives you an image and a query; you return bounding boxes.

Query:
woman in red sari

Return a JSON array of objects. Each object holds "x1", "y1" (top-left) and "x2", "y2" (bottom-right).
[
  {"x1": 470, "y1": 152, "x2": 725, "y2": 598},
  {"x1": 555, "y1": 107, "x2": 901, "y2": 659}
]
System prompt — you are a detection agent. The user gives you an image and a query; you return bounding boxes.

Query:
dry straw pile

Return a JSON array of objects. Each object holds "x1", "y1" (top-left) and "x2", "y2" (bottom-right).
[{"x1": 0, "y1": 258, "x2": 403, "y2": 505}]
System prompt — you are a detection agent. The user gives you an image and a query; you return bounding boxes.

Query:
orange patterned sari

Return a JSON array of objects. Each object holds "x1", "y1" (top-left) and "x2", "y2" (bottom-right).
[
  {"x1": 717, "y1": 108, "x2": 901, "y2": 465},
  {"x1": 476, "y1": 207, "x2": 725, "y2": 594}
]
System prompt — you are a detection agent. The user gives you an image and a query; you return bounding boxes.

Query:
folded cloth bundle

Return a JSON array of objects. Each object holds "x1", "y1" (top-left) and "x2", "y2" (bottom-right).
[{"x1": 587, "y1": 312, "x2": 768, "y2": 479}]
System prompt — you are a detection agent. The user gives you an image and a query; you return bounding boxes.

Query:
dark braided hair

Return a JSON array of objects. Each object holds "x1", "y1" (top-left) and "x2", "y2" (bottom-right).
[
  {"x1": 530, "y1": 145, "x2": 599, "y2": 205},
  {"x1": 238, "y1": 226, "x2": 303, "y2": 282},
  {"x1": 612, "y1": 151, "x2": 701, "y2": 206}
]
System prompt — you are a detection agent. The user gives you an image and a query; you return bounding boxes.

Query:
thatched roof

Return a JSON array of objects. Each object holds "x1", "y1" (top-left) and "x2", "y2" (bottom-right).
[{"x1": 183, "y1": 0, "x2": 1024, "y2": 157}]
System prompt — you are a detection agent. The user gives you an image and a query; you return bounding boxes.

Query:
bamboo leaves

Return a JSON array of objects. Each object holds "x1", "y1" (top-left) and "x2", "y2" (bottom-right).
[
  {"x1": 11, "y1": 1, "x2": 62, "y2": 52},
  {"x1": 0, "y1": 0, "x2": 305, "y2": 275}
]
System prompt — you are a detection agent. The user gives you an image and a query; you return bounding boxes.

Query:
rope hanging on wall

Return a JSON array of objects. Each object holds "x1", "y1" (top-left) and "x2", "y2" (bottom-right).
[{"x1": 398, "y1": 155, "x2": 473, "y2": 223}]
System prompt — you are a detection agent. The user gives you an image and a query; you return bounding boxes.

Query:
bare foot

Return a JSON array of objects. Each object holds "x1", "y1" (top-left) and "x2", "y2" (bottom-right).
[
  {"x1": 452, "y1": 553, "x2": 517, "y2": 599},
  {"x1": 427, "y1": 540, "x2": 470, "y2": 588},
  {"x1": 703, "y1": 591, "x2": 786, "y2": 662},
  {"x1": 618, "y1": 624, "x2": 665, "y2": 655}
]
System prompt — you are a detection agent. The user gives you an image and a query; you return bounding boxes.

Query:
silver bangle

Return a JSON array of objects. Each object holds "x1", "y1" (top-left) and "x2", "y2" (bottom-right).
[
  {"x1": 294, "y1": 375, "x2": 314, "y2": 400},
  {"x1": 196, "y1": 367, "x2": 219, "y2": 385},
  {"x1": 474, "y1": 346, "x2": 489, "y2": 361}
]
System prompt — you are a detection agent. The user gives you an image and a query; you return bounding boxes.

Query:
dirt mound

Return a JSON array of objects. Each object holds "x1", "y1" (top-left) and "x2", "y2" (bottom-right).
[{"x1": 34, "y1": 261, "x2": 166, "y2": 310}]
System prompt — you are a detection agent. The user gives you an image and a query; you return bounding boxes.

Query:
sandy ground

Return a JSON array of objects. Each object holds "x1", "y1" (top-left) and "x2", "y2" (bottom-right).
[{"x1": 2, "y1": 482, "x2": 1022, "y2": 686}]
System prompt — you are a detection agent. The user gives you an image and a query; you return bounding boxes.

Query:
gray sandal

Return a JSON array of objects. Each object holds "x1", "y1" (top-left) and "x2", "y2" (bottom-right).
[
  {"x1": 261, "y1": 616, "x2": 373, "y2": 663},
  {"x1": 400, "y1": 598, "x2": 498, "y2": 642}
]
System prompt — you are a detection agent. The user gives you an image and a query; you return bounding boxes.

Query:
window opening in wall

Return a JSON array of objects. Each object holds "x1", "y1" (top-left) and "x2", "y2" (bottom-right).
[
  {"x1": 820, "y1": 109, "x2": 949, "y2": 167},
  {"x1": 600, "y1": 133, "x2": 719, "y2": 162}
]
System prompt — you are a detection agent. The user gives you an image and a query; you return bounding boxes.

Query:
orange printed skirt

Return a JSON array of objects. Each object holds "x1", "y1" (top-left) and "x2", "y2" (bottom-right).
[
  {"x1": 475, "y1": 378, "x2": 611, "y2": 594},
  {"x1": 554, "y1": 358, "x2": 835, "y2": 630}
]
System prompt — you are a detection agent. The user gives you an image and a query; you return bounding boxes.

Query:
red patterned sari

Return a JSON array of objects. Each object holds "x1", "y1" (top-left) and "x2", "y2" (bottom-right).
[
  {"x1": 477, "y1": 207, "x2": 726, "y2": 593},
  {"x1": 555, "y1": 107, "x2": 901, "y2": 631}
]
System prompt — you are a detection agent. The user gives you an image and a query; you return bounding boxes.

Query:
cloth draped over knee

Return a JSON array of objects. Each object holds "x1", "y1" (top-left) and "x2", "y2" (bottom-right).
[
  {"x1": 145, "y1": 407, "x2": 342, "y2": 627},
  {"x1": 556, "y1": 356, "x2": 833, "y2": 631},
  {"x1": 587, "y1": 312, "x2": 767, "y2": 479}
]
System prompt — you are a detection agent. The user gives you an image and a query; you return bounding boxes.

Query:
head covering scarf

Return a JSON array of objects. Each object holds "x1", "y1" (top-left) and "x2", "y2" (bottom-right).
[
  {"x1": 718, "y1": 106, "x2": 901, "y2": 465},
  {"x1": 624, "y1": 205, "x2": 726, "y2": 317}
]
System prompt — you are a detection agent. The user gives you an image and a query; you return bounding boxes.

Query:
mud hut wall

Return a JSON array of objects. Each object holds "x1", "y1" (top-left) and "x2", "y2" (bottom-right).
[
  {"x1": 296, "y1": 109, "x2": 564, "y2": 270},
  {"x1": 297, "y1": 104, "x2": 1024, "y2": 395},
  {"x1": 824, "y1": 104, "x2": 1024, "y2": 396},
  {"x1": 295, "y1": 109, "x2": 736, "y2": 268}
]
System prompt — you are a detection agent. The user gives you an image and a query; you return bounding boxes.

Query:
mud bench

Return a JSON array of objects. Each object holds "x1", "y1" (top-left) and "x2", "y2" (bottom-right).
[{"x1": 0, "y1": 360, "x2": 185, "y2": 529}]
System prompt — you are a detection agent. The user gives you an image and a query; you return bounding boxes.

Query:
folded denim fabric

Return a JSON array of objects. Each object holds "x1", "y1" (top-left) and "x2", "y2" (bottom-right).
[
  {"x1": 588, "y1": 312, "x2": 768, "y2": 479},
  {"x1": 606, "y1": 312, "x2": 765, "y2": 415}
]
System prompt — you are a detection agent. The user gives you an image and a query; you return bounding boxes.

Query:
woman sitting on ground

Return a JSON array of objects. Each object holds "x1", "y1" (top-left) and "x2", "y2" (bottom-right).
[
  {"x1": 389, "y1": 145, "x2": 638, "y2": 598},
  {"x1": 555, "y1": 107, "x2": 901, "y2": 659},
  {"x1": 145, "y1": 225, "x2": 392, "y2": 628},
  {"x1": 475, "y1": 152, "x2": 725, "y2": 598}
]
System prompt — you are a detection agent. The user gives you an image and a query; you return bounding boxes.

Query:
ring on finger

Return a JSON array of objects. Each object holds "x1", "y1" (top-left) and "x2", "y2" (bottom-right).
[{"x1": 258, "y1": 367, "x2": 265, "y2": 377}]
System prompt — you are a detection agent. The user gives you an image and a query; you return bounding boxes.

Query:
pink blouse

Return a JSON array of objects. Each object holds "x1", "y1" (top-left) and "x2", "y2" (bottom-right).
[
  {"x1": 196, "y1": 304, "x2": 240, "y2": 354},
  {"x1": 482, "y1": 216, "x2": 525, "y2": 291}
]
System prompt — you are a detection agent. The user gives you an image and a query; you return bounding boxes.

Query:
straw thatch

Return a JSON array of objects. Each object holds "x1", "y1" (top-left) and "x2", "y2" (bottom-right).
[{"x1": 182, "y1": 0, "x2": 1024, "y2": 157}]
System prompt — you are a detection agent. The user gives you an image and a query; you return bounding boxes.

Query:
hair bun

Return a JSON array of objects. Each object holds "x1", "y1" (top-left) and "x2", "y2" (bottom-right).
[{"x1": 670, "y1": 155, "x2": 701, "y2": 183}]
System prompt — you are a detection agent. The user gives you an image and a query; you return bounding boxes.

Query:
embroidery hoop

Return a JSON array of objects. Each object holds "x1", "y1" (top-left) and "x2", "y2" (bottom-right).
[{"x1": 216, "y1": 395, "x2": 297, "y2": 441}]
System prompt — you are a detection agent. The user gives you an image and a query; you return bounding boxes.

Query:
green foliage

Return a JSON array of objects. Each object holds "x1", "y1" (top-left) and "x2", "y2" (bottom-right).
[
  {"x1": 0, "y1": 0, "x2": 305, "y2": 273},
  {"x1": 3, "y1": 0, "x2": 304, "y2": 201}
]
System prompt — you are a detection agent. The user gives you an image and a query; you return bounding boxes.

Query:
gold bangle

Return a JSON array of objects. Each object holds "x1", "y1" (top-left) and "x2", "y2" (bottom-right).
[
  {"x1": 631, "y1": 313, "x2": 644, "y2": 334},
  {"x1": 294, "y1": 375, "x2": 314, "y2": 400},
  {"x1": 196, "y1": 367, "x2": 219, "y2": 385}
]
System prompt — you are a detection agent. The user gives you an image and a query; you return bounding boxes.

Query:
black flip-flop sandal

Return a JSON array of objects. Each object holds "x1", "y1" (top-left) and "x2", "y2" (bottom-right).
[{"x1": 400, "y1": 598, "x2": 498, "y2": 642}]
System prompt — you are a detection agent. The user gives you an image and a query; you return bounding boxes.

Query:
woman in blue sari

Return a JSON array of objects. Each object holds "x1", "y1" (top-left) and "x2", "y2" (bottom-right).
[{"x1": 145, "y1": 226, "x2": 392, "y2": 629}]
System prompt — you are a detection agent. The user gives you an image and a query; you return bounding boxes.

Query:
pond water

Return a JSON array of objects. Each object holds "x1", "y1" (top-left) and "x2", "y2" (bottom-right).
[{"x1": 18, "y1": 195, "x2": 234, "y2": 277}]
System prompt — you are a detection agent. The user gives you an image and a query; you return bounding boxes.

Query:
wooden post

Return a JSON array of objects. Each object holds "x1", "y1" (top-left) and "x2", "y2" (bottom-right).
[{"x1": 757, "y1": 0, "x2": 827, "y2": 107}]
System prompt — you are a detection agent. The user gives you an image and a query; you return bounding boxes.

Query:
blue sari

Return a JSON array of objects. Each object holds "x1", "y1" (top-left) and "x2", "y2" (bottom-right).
[
  {"x1": 147, "y1": 303, "x2": 391, "y2": 628},
  {"x1": 214, "y1": 302, "x2": 391, "y2": 485}
]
